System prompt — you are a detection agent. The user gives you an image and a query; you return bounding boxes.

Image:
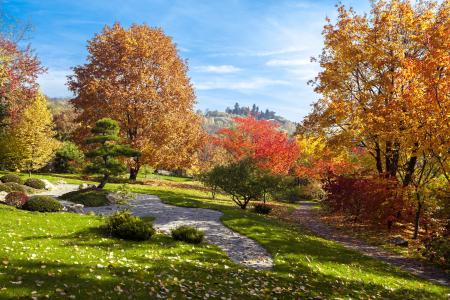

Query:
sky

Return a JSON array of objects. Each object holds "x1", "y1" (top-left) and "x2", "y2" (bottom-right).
[{"x1": 4, "y1": 0, "x2": 370, "y2": 121}]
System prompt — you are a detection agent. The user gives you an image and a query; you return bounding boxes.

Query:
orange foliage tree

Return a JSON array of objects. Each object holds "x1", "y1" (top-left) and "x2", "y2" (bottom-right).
[
  {"x1": 68, "y1": 23, "x2": 204, "y2": 180},
  {"x1": 302, "y1": 0, "x2": 450, "y2": 187},
  {"x1": 216, "y1": 117, "x2": 299, "y2": 175},
  {"x1": 295, "y1": 135, "x2": 367, "y2": 182},
  {"x1": 301, "y1": 0, "x2": 449, "y2": 237}
]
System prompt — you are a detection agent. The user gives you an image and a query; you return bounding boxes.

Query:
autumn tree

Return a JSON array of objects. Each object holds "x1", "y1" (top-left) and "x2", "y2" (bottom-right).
[
  {"x1": 85, "y1": 118, "x2": 140, "y2": 189},
  {"x1": 140, "y1": 111, "x2": 206, "y2": 172},
  {"x1": 0, "y1": 36, "x2": 44, "y2": 128},
  {"x1": 302, "y1": 0, "x2": 450, "y2": 237},
  {"x1": 302, "y1": 0, "x2": 449, "y2": 186},
  {"x1": 216, "y1": 117, "x2": 299, "y2": 175},
  {"x1": 68, "y1": 23, "x2": 204, "y2": 180},
  {"x1": 295, "y1": 135, "x2": 366, "y2": 182},
  {"x1": 48, "y1": 98, "x2": 79, "y2": 141},
  {"x1": 195, "y1": 139, "x2": 231, "y2": 173},
  {"x1": 5, "y1": 92, "x2": 60, "y2": 175}
]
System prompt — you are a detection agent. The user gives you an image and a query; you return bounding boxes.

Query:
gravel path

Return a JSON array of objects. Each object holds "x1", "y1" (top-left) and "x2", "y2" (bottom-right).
[
  {"x1": 292, "y1": 201, "x2": 449, "y2": 287},
  {"x1": 36, "y1": 183, "x2": 80, "y2": 197},
  {"x1": 42, "y1": 184, "x2": 273, "y2": 270},
  {"x1": 83, "y1": 194, "x2": 273, "y2": 269}
]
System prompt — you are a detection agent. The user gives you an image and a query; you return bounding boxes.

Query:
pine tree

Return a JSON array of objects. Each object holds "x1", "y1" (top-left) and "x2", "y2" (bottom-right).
[
  {"x1": 85, "y1": 118, "x2": 140, "y2": 188},
  {"x1": 233, "y1": 103, "x2": 240, "y2": 115}
]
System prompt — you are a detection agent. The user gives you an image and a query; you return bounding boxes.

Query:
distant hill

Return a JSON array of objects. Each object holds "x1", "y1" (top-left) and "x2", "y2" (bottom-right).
[
  {"x1": 46, "y1": 97, "x2": 72, "y2": 112},
  {"x1": 45, "y1": 97, "x2": 297, "y2": 136},
  {"x1": 202, "y1": 103, "x2": 297, "y2": 135}
]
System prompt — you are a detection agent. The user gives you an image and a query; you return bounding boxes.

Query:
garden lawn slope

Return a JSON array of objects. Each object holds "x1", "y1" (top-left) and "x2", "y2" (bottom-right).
[{"x1": 0, "y1": 174, "x2": 448, "y2": 299}]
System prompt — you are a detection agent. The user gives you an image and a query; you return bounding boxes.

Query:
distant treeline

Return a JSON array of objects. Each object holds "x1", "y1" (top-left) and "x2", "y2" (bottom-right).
[
  {"x1": 224, "y1": 103, "x2": 276, "y2": 120},
  {"x1": 203, "y1": 103, "x2": 296, "y2": 135}
]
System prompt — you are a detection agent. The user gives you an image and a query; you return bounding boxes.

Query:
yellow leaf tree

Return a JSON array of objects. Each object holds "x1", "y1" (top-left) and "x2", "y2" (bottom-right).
[
  {"x1": 68, "y1": 23, "x2": 205, "y2": 180},
  {"x1": 302, "y1": 0, "x2": 449, "y2": 238},
  {"x1": 9, "y1": 92, "x2": 60, "y2": 175},
  {"x1": 302, "y1": 0, "x2": 449, "y2": 186}
]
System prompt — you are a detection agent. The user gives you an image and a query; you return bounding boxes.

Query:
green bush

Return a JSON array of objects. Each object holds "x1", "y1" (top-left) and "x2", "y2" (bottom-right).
[
  {"x1": 1, "y1": 174, "x2": 23, "y2": 184},
  {"x1": 203, "y1": 159, "x2": 282, "y2": 209},
  {"x1": 253, "y1": 203, "x2": 272, "y2": 214},
  {"x1": 60, "y1": 189, "x2": 109, "y2": 207},
  {"x1": 0, "y1": 183, "x2": 13, "y2": 193},
  {"x1": 53, "y1": 141, "x2": 85, "y2": 173},
  {"x1": 104, "y1": 210, "x2": 154, "y2": 241},
  {"x1": 4, "y1": 192, "x2": 28, "y2": 208},
  {"x1": 4, "y1": 182, "x2": 28, "y2": 193},
  {"x1": 22, "y1": 196, "x2": 63, "y2": 212},
  {"x1": 272, "y1": 187, "x2": 304, "y2": 202},
  {"x1": 171, "y1": 225, "x2": 204, "y2": 244},
  {"x1": 272, "y1": 183, "x2": 325, "y2": 202},
  {"x1": 24, "y1": 178, "x2": 46, "y2": 190}
]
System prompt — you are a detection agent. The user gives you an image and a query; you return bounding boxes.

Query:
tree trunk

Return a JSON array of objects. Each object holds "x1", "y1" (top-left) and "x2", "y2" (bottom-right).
[
  {"x1": 413, "y1": 198, "x2": 422, "y2": 239},
  {"x1": 403, "y1": 155, "x2": 417, "y2": 186},
  {"x1": 129, "y1": 157, "x2": 140, "y2": 181},
  {"x1": 375, "y1": 142, "x2": 383, "y2": 174},
  {"x1": 129, "y1": 167, "x2": 139, "y2": 181},
  {"x1": 97, "y1": 174, "x2": 109, "y2": 189},
  {"x1": 385, "y1": 141, "x2": 392, "y2": 176},
  {"x1": 391, "y1": 143, "x2": 400, "y2": 176},
  {"x1": 385, "y1": 141, "x2": 399, "y2": 177},
  {"x1": 240, "y1": 199, "x2": 249, "y2": 209}
]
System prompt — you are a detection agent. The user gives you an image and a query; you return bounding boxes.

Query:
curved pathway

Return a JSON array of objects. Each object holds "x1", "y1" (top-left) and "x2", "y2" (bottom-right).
[
  {"x1": 81, "y1": 193, "x2": 273, "y2": 270},
  {"x1": 292, "y1": 201, "x2": 449, "y2": 286},
  {"x1": 40, "y1": 184, "x2": 273, "y2": 269}
]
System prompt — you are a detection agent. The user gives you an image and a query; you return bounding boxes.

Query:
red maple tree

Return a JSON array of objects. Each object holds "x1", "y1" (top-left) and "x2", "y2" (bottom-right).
[
  {"x1": 215, "y1": 117, "x2": 299, "y2": 175},
  {"x1": 0, "y1": 36, "x2": 45, "y2": 123}
]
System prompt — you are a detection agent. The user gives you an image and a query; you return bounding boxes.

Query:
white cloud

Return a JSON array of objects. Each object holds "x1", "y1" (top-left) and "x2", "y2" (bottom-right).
[
  {"x1": 266, "y1": 58, "x2": 311, "y2": 66},
  {"x1": 253, "y1": 47, "x2": 307, "y2": 57},
  {"x1": 194, "y1": 65, "x2": 241, "y2": 73},
  {"x1": 195, "y1": 77, "x2": 291, "y2": 91}
]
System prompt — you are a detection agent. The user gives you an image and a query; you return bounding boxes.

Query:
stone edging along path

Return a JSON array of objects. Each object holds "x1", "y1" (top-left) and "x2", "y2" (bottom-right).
[
  {"x1": 292, "y1": 201, "x2": 449, "y2": 287},
  {"x1": 39, "y1": 185, "x2": 273, "y2": 270}
]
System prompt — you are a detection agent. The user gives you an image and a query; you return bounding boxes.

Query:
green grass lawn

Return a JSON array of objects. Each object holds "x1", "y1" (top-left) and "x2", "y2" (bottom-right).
[
  {"x1": 138, "y1": 173, "x2": 193, "y2": 182},
  {"x1": 0, "y1": 173, "x2": 448, "y2": 299}
]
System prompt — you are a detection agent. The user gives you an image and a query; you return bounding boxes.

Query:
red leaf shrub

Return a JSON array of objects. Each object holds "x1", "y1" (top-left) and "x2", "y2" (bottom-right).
[
  {"x1": 5, "y1": 192, "x2": 29, "y2": 208},
  {"x1": 323, "y1": 175, "x2": 414, "y2": 228}
]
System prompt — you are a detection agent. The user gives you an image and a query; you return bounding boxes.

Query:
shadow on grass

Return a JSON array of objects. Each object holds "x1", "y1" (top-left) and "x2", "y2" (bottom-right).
[
  {"x1": 119, "y1": 186, "x2": 449, "y2": 299},
  {"x1": 0, "y1": 251, "x2": 445, "y2": 300},
  {"x1": 0, "y1": 179, "x2": 447, "y2": 299}
]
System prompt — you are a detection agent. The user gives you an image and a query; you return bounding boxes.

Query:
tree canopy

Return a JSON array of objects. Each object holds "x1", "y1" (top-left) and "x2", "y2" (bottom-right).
[
  {"x1": 216, "y1": 117, "x2": 299, "y2": 175},
  {"x1": 68, "y1": 22, "x2": 204, "y2": 179},
  {"x1": 300, "y1": 0, "x2": 450, "y2": 186},
  {"x1": 3, "y1": 92, "x2": 60, "y2": 174}
]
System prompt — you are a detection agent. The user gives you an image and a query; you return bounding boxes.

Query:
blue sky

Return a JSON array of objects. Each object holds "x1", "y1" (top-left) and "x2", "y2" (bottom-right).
[{"x1": 5, "y1": 0, "x2": 369, "y2": 121}]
